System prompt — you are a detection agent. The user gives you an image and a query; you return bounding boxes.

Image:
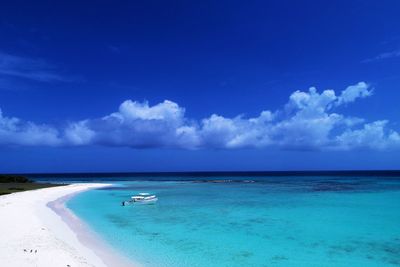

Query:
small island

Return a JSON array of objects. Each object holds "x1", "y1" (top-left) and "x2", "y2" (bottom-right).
[{"x1": 0, "y1": 174, "x2": 63, "y2": 195}]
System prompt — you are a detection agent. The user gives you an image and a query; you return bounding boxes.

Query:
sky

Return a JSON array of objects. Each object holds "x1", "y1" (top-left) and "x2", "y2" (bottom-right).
[{"x1": 1, "y1": 1, "x2": 400, "y2": 173}]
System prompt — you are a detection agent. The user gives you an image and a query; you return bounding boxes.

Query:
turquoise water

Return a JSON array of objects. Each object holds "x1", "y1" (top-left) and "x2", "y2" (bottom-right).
[{"x1": 67, "y1": 177, "x2": 400, "y2": 266}]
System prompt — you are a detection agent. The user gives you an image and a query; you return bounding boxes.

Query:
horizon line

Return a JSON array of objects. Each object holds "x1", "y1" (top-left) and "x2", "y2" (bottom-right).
[{"x1": 6, "y1": 170, "x2": 400, "y2": 177}]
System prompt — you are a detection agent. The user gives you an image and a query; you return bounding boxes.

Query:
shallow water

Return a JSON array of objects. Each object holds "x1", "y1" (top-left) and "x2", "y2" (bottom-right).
[{"x1": 67, "y1": 177, "x2": 400, "y2": 266}]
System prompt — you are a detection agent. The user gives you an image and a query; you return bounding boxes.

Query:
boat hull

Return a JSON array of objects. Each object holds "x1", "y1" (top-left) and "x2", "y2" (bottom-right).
[
  {"x1": 134, "y1": 197, "x2": 158, "y2": 204},
  {"x1": 122, "y1": 197, "x2": 158, "y2": 206}
]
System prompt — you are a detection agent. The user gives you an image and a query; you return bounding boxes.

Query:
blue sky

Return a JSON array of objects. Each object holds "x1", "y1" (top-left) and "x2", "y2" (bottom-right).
[{"x1": 1, "y1": 1, "x2": 400, "y2": 173}]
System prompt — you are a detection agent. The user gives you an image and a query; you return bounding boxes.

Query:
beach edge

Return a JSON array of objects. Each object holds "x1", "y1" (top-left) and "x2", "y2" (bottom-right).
[{"x1": 0, "y1": 183, "x2": 139, "y2": 267}]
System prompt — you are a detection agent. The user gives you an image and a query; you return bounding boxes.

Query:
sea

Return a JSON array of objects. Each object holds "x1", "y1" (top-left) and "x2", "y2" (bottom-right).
[{"x1": 30, "y1": 171, "x2": 400, "y2": 267}]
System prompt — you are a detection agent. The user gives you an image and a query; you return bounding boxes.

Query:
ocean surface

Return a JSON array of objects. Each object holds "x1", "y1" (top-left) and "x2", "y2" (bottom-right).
[{"x1": 33, "y1": 172, "x2": 400, "y2": 266}]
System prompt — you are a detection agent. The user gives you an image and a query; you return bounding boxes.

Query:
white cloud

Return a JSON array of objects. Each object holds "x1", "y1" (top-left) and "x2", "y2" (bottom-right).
[
  {"x1": 0, "y1": 81, "x2": 399, "y2": 151},
  {"x1": 64, "y1": 120, "x2": 95, "y2": 145},
  {"x1": 199, "y1": 110, "x2": 275, "y2": 149},
  {"x1": 0, "y1": 109, "x2": 61, "y2": 146},
  {"x1": 287, "y1": 87, "x2": 337, "y2": 112},
  {"x1": 115, "y1": 100, "x2": 184, "y2": 121},
  {"x1": 64, "y1": 100, "x2": 199, "y2": 148},
  {"x1": 336, "y1": 82, "x2": 372, "y2": 105},
  {"x1": 335, "y1": 121, "x2": 400, "y2": 150}
]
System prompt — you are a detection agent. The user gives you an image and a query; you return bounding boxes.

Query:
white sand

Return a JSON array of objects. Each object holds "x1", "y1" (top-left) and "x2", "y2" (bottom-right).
[{"x1": 0, "y1": 183, "x2": 137, "y2": 267}]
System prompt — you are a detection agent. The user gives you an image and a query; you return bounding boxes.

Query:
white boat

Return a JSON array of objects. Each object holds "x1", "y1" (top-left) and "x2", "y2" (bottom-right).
[{"x1": 122, "y1": 193, "x2": 158, "y2": 206}]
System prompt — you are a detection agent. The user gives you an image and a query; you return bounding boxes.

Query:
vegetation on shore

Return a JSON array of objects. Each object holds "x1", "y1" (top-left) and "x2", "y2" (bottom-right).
[{"x1": 0, "y1": 174, "x2": 64, "y2": 195}]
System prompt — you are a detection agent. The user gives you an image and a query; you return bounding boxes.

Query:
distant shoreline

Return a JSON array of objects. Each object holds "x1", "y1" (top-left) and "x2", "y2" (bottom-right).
[{"x1": 0, "y1": 174, "x2": 64, "y2": 195}]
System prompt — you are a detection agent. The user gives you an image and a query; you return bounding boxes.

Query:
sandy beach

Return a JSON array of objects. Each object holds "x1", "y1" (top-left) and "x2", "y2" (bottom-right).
[{"x1": 0, "y1": 183, "x2": 136, "y2": 267}]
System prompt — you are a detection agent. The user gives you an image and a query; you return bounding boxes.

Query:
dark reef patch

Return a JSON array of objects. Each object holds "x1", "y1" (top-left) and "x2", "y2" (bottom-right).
[
  {"x1": 311, "y1": 182, "x2": 356, "y2": 192},
  {"x1": 105, "y1": 214, "x2": 131, "y2": 228},
  {"x1": 271, "y1": 255, "x2": 288, "y2": 261},
  {"x1": 192, "y1": 179, "x2": 256, "y2": 184},
  {"x1": 326, "y1": 238, "x2": 400, "y2": 265}
]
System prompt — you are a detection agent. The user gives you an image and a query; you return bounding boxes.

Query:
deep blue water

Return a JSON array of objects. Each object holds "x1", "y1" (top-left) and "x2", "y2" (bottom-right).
[{"x1": 32, "y1": 172, "x2": 400, "y2": 266}]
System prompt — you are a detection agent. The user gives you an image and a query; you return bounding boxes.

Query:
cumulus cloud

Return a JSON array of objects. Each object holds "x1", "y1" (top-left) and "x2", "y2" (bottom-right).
[
  {"x1": 64, "y1": 100, "x2": 200, "y2": 148},
  {"x1": 335, "y1": 121, "x2": 400, "y2": 150},
  {"x1": 0, "y1": 109, "x2": 61, "y2": 146},
  {"x1": 200, "y1": 113, "x2": 272, "y2": 148},
  {"x1": 0, "y1": 81, "x2": 399, "y2": 151},
  {"x1": 336, "y1": 82, "x2": 372, "y2": 105}
]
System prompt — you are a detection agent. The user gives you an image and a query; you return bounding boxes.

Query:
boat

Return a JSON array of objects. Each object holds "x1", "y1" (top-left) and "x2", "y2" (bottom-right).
[{"x1": 122, "y1": 193, "x2": 158, "y2": 206}]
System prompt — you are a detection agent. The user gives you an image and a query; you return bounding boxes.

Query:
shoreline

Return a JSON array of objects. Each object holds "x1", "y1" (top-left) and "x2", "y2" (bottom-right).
[{"x1": 0, "y1": 183, "x2": 138, "y2": 267}]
